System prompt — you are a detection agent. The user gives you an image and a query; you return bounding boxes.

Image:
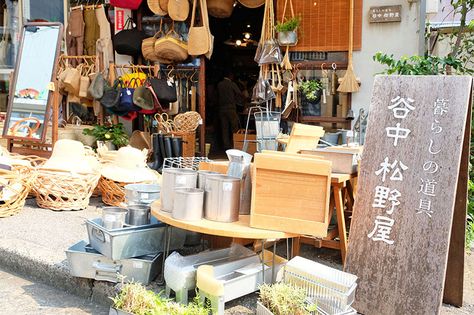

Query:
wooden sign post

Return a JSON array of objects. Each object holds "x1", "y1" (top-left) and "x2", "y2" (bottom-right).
[{"x1": 345, "y1": 75, "x2": 472, "y2": 315}]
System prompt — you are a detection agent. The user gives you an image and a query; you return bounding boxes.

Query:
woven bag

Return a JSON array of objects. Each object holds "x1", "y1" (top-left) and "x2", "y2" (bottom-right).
[{"x1": 188, "y1": 0, "x2": 211, "y2": 56}]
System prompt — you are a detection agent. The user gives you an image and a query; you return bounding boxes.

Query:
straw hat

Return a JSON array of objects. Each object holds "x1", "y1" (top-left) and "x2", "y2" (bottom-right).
[
  {"x1": 101, "y1": 146, "x2": 158, "y2": 183},
  {"x1": 207, "y1": 0, "x2": 235, "y2": 18},
  {"x1": 42, "y1": 139, "x2": 100, "y2": 174},
  {"x1": 238, "y1": 0, "x2": 265, "y2": 8},
  {"x1": 148, "y1": 0, "x2": 167, "y2": 15},
  {"x1": 168, "y1": 0, "x2": 189, "y2": 21}
]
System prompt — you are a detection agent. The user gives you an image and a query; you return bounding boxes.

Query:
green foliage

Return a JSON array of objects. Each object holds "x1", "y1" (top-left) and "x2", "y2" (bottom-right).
[
  {"x1": 276, "y1": 17, "x2": 301, "y2": 32},
  {"x1": 111, "y1": 283, "x2": 209, "y2": 315},
  {"x1": 299, "y1": 80, "x2": 322, "y2": 101},
  {"x1": 372, "y1": 52, "x2": 470, "y2": 75},
  {"x1": 467, "y1": 179, "x2": 474, "y2": 249},
  {"x1": 82, "y1": 123, "x2": 129, "y2": 148},
  {"x1": 259, "y1": 283, "x2": 317, "y2": 315}
]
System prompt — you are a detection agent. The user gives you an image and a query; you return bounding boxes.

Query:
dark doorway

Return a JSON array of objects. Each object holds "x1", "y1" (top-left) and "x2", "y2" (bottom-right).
[{"x1": 206, "y1": 4, "x2": 264, "y2": 158}]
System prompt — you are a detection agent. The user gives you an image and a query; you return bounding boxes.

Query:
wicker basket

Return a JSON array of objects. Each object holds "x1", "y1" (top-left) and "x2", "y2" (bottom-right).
[
  {"x1": 33, "y1": 169, "x2": 101, "y2": 211},
  {"x1": 0, "y1": 166, "x2": 36, "y2": 217},
  {"x1": 172, "y1": 131, "x2": 195, "y2": 157},
  {"x1": 98, "y1": 176, "x2": 159, "y2": 207}
]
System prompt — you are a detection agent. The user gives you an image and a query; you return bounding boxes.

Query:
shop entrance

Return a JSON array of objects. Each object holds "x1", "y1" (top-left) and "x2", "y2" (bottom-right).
[{"x1": 206, "y1": 4, "x2": 264, "y2": 158}]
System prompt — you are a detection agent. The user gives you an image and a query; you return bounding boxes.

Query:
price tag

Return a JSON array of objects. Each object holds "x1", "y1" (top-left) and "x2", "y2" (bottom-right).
[
  {"x1": 198, "y1": 119, "x2": 203, "y2": 125},
  {"x1": 176, "y1": 176, "x2": 186, "y2": 185},
  {"x1": 223, "y1": 183, "x2": 233, "y2": 192},
  {"x1": 133, "y1": 261, "x2": 143, "y2": 269},
  {"x1": 47, "y1": 82, "x2": 55, "y2": 91},
  {"x1": 126, "y1": 89, "x2": 132, "y2": 96},
  {"x1": 167, "y1": 78, "x2": 174, "y2": 86},
  {"x1": 104, "y1": 214, "x2": 116, "y2": 222},
  {"x1": 141, "y1": 193, "x2": 149, "y2": 200}
]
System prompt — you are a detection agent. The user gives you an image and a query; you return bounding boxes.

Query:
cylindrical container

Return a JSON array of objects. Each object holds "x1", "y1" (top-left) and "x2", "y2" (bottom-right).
[
  {"x1": 197, "y1": 170, "x2": 220, "y2": 189},
  {"x1": 101, "y1": 207, "x2": 128, "y2": 230},
  {"x1": 172, "y1": 188, "x2": 204, "y2": 221},
  {"x1": 127, "y1": 204, "x2": 151, "y2": 226},
  {"x1": 161, "y1": 168, "x2": 197, "y2": 212},
  {"x1": 124, "y1": 184, "x2": 161, "y2": 205},
  {"x1": 205, "y1": 175, "x2": 241, "y2": 223}
]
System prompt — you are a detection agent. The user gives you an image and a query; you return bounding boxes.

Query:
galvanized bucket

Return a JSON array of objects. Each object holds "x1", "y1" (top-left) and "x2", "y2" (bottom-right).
[{"x1": 160, "y1": 168, "x2": 197, "y2": 212}]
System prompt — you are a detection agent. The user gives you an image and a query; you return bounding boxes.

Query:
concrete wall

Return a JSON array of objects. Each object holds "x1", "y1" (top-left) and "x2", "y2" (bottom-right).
[{"x1": 352, "y1": 0, "x2": 423, "y2": 119}]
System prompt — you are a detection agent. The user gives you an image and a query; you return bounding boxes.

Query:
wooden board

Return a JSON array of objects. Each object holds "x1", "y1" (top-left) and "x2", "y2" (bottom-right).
[
  {"x1": 285, "y1": 123, "x2": 325, "y2": 153},
  {"x1": 151, "y1": 201, "x2": 297, "y2": 239},
  {"x1": 250, "y1": 152, "x2": 331, "y2": 237},
  {"x1": 344, "y1": 75, "x2": 472, "y2": 315},
  {"x1": 369, "y1": 5, "x2": 402, "y2": 23}
]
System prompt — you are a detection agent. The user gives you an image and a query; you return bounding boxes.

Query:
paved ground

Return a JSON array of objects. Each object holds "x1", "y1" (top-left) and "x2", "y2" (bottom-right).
[
  {"x1": 0, "y1": 197, "x2": 473, "y2": 314},
  {"x1": 0, "y1": 268, "x2": 108, "y2": 315}
]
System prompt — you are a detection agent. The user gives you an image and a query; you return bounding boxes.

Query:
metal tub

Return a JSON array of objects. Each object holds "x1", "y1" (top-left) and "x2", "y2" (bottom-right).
[
  {"x1": 124, "y1": 184, "x2": 161, "y2": 205},
  {"x1": 66, "y1": 240, "x2": 161, "y2": 284},
  {"x1": 86, "y1": 217, "x2": 186, "y2": 260}
]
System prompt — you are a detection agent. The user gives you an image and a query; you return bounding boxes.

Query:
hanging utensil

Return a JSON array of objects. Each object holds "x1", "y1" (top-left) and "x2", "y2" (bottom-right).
[
  {"x1": 330, "y1": 63, "x2": 338, "y2": 95},
  {"x1": 337, "y1": 0, "x2": 359, "y2": 93}
]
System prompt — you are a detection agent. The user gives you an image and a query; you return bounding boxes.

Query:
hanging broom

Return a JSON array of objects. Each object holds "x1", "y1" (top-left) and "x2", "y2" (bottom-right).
[{"x1": 338, "y1": 0, "x2": 359, "y2": 93}]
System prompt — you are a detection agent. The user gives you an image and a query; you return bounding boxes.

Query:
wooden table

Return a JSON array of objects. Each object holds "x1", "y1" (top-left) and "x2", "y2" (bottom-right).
[{"x1": 299, "y1": 173, "x2": 356, "y2": 265}]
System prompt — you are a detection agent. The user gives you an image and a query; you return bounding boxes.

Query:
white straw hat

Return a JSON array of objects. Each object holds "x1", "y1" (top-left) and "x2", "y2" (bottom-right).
[
  {"x1": 42, "y1": 139, "x2": 99, "y2": 174},
  {"x1": 101, "y1": 146, "x2": 158, "y2": 183}
]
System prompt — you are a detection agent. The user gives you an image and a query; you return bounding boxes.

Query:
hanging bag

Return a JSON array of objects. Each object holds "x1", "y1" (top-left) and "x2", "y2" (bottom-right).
[
  {"x1": 154, "y1": 22, "x2": 188, "y2": 63},
  {"x1": 113, "y1": 17, "x2": 146, "y2": 56},
  {"x1": 149, "y1": 70, "x2": 178, "y2": 103},
  {"x1": 169, "y1": 0, "x2": 190, "y2": 21},
  {"x1": 258, "y1": 0, "x2": 282, "y2": 65},
  {"x1": 188, "y1": 0, "x2": 211, "y2": 56},
  {"x1": 142, "y1": 19, "x2": 164, "y2": 62},
  {"x1": 100, "y1": 79, "x2": 123, "y2": 109}
]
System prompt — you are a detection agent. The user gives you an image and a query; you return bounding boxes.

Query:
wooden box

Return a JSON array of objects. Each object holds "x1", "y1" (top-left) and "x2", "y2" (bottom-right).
[
  {"x1": 250, "y1": 152, "x2": 332, "y2": 237},
  {"x1": 233, "y1": 129, "x2": 257, "y2": 156},
  {"x1": 301, "y1": 148, "x2": 360, "y2": 174}
]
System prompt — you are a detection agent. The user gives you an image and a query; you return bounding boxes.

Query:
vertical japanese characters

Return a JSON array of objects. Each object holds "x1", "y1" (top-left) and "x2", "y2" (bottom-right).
[{"x1": 367, "y1": 96, "x2": 414, "y2": 245}]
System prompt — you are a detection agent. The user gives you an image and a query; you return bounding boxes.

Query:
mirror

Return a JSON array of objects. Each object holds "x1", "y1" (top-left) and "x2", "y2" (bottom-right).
[{"x1": 2, "y1": 22, "x2": 63, "y2": 142}]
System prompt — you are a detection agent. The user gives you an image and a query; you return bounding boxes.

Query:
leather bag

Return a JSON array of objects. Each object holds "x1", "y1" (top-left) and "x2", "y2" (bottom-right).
[{"x1": 113, "y1": 18, "x2": 146, "y2": 56}]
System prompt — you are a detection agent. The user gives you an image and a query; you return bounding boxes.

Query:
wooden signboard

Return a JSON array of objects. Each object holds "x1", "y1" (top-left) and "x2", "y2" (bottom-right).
[
  {"x1": 345, "y1": 75, "x2": 472, "y2": 315},
  {"x1": 369, "y1": 5, "x2": 402, "y2": 23}
]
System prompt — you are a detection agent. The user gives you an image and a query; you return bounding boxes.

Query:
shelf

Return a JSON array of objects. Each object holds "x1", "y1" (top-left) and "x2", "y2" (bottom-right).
[{"x1": 300, "y1": 116, "x2": 352, "y2": 124}]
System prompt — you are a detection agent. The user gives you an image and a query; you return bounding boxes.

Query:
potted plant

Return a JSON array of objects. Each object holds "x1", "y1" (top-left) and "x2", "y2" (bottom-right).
[
  {"x1": 82, "y1": 123, "x2": 129, "y2": 150},
  {"x1": 299, "y1": 79, "x2": 322, "y2": 102},
  {"x1": 276, "y1": 16, "x2": 301, "y2": 46},
  {"x1": 110, "y1": 282, "x2": 209, "y2": 315},
  {"x1": 257, "y1": 283, "x2": 317, "y2": 315}
]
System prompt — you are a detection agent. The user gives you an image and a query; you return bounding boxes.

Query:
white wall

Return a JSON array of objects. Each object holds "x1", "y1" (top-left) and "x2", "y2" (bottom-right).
[{"x1": 352, "y1": 0, "x2": 422, "y2": 120}]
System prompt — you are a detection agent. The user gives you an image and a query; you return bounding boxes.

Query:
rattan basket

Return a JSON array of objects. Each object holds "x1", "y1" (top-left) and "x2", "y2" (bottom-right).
[
  {"x1": 33, "y1": 169, "x2": 101, "y2": 211},
  {"x1": 0, "y1": 166, "x2": 36, "y2": 217}
]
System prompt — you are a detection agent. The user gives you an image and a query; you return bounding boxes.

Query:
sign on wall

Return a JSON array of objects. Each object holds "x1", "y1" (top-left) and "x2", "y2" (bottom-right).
[
  {"x1": 345, "y1": 75, "x2": 472, "y2": 315},
  {"x1": 369, "y1": 5, "x2": 402, "y2": 23}
]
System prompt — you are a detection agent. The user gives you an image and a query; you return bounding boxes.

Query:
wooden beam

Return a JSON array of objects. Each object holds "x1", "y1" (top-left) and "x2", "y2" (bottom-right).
[{"x1": 199, "y1": 56, "x2": 206, "y2": 156}]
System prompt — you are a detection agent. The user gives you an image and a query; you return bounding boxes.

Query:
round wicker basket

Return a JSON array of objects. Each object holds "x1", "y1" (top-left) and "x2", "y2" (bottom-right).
[
  {"x1": 0, "y1": 166, "x2": 36, "y2": 217},
  {"x1": 33, "y1": 169, "x2": 100, "y2": 211}
]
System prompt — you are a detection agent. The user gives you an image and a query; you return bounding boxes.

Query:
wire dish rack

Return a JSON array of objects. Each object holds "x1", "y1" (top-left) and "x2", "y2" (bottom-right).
[{"x1": 163, "y1": 157, "x2": 213, "y2": 171}]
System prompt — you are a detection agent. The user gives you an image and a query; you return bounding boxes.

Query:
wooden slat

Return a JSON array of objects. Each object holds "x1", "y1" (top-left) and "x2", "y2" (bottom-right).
[{"x1": 276, "y1": 0, "x2": 363, "y2": 52}]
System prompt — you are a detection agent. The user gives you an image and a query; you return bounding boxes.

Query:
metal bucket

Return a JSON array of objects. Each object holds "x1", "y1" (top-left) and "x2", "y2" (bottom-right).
[
  {"x1": 204, "y1": 175, "x2": 241, "y2": 222},
  {"x1": 127, "y1": 204, "x2": 151, "y2": 226},
  {"x1": 197, "y1": 170, "x2": 220, "y2": 189},
  {"x1": 102, "y1": 207, "x2": 128, "y2": 230},
  {"x1": 172, "y1": 188, "x2": 204, "y2": 221},
  {"x1": 161, "y1": 168, "x2": 197, "y2": 212},
  {"x1": 124, "y1": 184, "x2": 161, "y2": 205}
]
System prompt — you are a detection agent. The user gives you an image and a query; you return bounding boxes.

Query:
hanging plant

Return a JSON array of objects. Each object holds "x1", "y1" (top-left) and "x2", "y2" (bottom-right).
[
  {"x1": 276, "y1": 17, "x2": 301, "y2": 46},
  {"x1": 299, "y1": 80, "x2": 322, "y2": 101}
]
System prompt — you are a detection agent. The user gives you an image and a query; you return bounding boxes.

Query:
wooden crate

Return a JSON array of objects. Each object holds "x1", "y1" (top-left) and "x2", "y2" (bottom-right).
[
  {"x1": 250, "y1": 152, "x2": 332, "y2": 237},
  {"x1": 172, "y1": 131, "x2": 195, "y2": 157},
  {"x1": 285, "y1": 123, "x2": 325, "y2": 153},
  {"x1": 301, "y1": 148, "x2": 360, "y2": 174},
  {"x1": 233, "y1": 129, "x2": 257, "y2": 155}
]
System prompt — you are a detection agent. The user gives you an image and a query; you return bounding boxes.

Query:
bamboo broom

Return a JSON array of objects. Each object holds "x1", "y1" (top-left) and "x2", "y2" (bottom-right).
[{"x1": 338, "y1": 0, "x2": 359, "y2": 93}]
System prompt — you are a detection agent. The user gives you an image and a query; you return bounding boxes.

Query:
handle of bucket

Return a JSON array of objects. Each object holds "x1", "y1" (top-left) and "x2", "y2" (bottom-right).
[{"x1": 91, "y1": 226, "x2": 106, "y2": 243}]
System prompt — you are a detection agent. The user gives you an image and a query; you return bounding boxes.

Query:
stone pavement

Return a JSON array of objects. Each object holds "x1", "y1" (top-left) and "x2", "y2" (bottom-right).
[{"x1": 0, "y1": 197, "x2": 473, "y2": 314}]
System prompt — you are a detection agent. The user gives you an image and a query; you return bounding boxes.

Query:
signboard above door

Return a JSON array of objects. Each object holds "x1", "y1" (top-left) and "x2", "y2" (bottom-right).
[{"x1": 369, "y1": 5, "x2": 402, "y2": 23}]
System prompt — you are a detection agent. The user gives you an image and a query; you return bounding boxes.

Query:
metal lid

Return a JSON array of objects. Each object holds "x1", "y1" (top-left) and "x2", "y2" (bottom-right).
[{"x1": 163, "y1": 168, "x2": 197, "y2": 175}]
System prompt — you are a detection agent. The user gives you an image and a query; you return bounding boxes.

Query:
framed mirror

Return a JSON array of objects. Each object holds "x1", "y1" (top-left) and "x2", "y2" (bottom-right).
[{"x1": 2, "y1": 22, "x2": 63, "y2": 142}]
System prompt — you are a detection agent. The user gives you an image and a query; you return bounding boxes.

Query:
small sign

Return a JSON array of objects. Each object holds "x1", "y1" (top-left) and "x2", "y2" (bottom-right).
[
  {"x1": 115, "y1": 9, "x2": 125, "y2": 31},
  {"x1": 369, "y1": 5, "x2": 402, "y2": 23},
  {"x1": 345, "y1": 75, "x2": 472, "y2": 315}
]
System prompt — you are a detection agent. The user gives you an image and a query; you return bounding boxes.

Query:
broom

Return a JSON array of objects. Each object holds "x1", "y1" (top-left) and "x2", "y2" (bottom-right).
[{"x1": 338, "y1": 0, "x2": 359, "y2": 93}]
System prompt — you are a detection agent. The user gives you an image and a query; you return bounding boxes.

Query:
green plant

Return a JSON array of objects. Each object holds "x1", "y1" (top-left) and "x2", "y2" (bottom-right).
[
  {"x1": 259, "y1": 283, "x2": 317, "y2": 315},
  {"x1": 276, "y1": 17, "x2": 301, "y2": 32},
  {"x1": 299, "y1": 80, "x2": 322, "y2": 101},
  {"x1": 83, "y1": 123, "x2": 129, "y2": 148},
  {"x1": 372, "y1": 52, "x2": 469, "y2": 75},
  {"x1": 467, "y1": 179, "x2": 474, "y2": 249},
  {"x1": 111, "y1": 283, "x2": 209, "y2": 315}
]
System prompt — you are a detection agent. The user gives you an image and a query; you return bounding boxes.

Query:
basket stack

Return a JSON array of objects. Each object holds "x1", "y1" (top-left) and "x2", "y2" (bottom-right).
[
  {"x1": 99, "y1": 146, "x2": 161, "y2": 207},
  {"x1": 32, "y1": 139, "x2": 101, "y2": 211},
  {"x1": 0, "y1": 165, "x2": 36, "y2": 217}
]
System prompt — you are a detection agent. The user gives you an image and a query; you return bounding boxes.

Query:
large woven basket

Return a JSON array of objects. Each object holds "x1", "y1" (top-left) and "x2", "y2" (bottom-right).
[
  {"x1": 33, "y1": 169, "x2": 101, "y2": 211},
  {"x1": 0, "y1": 166, "x2": 36, "y2": 217},
  {"x1": 98, "y1": 176, "x2": 159, "y2": 207}
]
